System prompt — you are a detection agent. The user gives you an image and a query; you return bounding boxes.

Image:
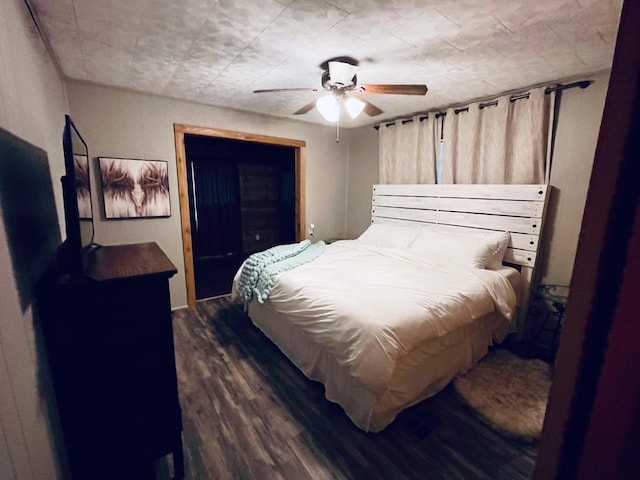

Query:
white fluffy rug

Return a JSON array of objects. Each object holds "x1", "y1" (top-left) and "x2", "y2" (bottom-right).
[{"x1": 453, "y1": 348, "x2": 552, "y2": 442}]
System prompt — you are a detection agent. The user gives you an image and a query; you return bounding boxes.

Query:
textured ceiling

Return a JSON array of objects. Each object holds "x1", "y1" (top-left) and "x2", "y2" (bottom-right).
[{"x1": 29, "y1": 0, "x2": 623, "y2": 128}]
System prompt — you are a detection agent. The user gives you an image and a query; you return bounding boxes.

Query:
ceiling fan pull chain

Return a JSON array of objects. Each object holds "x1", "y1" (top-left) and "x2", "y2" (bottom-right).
[{"x1": 336, "y1": 115, "x2": 340, "y2": 143}]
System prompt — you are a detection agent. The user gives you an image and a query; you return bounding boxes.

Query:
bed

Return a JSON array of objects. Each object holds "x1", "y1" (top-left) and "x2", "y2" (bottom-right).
[{"x1": 234, "y1": 184, "x2": 549, "y2": 432}]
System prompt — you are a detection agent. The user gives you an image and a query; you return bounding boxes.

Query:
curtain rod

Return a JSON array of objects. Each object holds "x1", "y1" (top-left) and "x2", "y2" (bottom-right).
[
  {"x1": 376, "y1": 114, "x2": 430, "y2": 130},
  {"x1": 374, "y1": 79, "x2": 593, "y2": 129},
  {"x1": 545, "y1": 80, "x2": 592, "y2": 94}
]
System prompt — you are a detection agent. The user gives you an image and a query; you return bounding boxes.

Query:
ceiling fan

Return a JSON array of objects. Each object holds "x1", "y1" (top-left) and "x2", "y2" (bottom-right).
[{"x1": 253, "y1": 56, "x2": 428, "y2": 122}]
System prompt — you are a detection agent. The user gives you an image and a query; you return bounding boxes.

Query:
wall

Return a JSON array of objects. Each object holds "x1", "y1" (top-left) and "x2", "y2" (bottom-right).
[
  {"x1": 66, "y1": 81, "x2": 350, "y2": 308},
  {"x1": 539, "y1": 71, "x2": 611, "y2": 285},
  {"x1": 0, "y1": 0, "x2": 69, "y2": 479},
  {"x1": 345, "y1": 125, "x2": 379, "y2": 239}
]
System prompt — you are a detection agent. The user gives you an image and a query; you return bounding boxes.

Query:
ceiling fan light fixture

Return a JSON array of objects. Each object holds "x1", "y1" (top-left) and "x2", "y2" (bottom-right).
[
  {"x1": 345, "y1": 96, "x2": 366, "y2": 119},
  {"x1": 316, "y1": 94, "x2": 339, "y2": 122},
  {"x1": 328, "y1": 61, "x2": 358, "y2": 86}
]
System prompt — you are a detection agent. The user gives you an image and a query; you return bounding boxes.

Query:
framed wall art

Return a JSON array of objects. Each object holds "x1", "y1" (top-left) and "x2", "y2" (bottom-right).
[
  {"x1": 98, "y1": 157, "x2": 171, "y2": 219},
  {"x1": 73, "y1": 154, "x2": 92, "y2": 219}
]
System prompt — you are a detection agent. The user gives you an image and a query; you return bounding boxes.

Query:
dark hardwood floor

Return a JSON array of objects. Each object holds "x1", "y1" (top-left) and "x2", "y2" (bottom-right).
[{"x1": 168, "y1": 295, "x2": 538, "y2": 479}]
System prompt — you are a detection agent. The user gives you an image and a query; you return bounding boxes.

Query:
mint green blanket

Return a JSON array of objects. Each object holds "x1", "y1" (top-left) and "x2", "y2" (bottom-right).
[{"x1": 236, "y1": 240, "x2": 326, "y2": 304}]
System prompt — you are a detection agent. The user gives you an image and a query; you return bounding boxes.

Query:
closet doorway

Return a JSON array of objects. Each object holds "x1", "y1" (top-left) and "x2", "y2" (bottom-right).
[{"x1": 174, "y1": 124, "x2": 306, "y2": 307}]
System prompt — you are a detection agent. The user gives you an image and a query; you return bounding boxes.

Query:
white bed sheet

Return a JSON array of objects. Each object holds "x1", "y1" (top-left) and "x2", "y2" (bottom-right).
[{"x1": 237, "y1": 240, "x2": 519, "y2": 431}]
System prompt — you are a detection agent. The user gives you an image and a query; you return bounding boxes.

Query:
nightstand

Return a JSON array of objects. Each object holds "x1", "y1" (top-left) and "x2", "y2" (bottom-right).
[{"x1": 528, "y1": 284, "x2": 569, "y2": 359}]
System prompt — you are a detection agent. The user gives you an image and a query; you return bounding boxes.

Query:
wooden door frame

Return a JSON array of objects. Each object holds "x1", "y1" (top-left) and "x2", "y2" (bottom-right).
[{"x1": 173, "y1": 124, "x2": 306, "y2": 307}]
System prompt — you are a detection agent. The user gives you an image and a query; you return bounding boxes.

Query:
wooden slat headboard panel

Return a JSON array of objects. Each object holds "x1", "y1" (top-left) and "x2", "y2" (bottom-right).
[
  {"x1": 371, "y1": 184, "x2": 549, "y2": 268},
  {"x1": 371, "y1": 184, "x2": 550, "y2": 338}
]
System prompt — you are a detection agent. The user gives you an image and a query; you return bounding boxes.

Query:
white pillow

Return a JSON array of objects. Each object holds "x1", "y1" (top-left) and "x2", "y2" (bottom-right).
[
  {"x1": 485, "y1": 231, "x2": 510, "y2": 269},
  {"x1": 410, "y1": 228, "x2": 505, "y2": 269},
  {"x1": 448, "y1": 230, "x2": 511, "y2": 269},
  {"x1": 357, "y1": 223, "x2": 421, "y2": 249}
]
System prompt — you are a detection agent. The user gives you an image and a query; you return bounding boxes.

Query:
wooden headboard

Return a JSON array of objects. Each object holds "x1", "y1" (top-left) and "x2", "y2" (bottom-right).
[{"x1": 371, "y1": 184, "x2": 550, "y2": 336}]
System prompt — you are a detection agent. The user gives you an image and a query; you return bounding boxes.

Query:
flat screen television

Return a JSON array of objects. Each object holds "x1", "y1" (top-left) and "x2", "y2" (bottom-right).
[{"x1": 58, "y1": 115, "x2": 94, "y2": 276}]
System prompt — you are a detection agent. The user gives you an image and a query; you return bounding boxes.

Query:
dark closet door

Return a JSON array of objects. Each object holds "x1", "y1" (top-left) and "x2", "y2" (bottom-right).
[
  {"x1": 185, "y1": 135, "x2": 295, "y2": 299},
  {"x1": 188, "y1": 158, "x2": 243, "y2": 298}
]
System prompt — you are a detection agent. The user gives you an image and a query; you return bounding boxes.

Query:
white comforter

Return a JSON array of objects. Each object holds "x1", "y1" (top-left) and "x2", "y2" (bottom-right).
[{"x1": 261, "y1": 240, "x2": 517, "y2": 393}]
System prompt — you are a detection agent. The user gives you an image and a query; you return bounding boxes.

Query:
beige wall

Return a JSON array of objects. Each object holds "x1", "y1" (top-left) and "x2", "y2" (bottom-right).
[
  {"x1": 66, "y1": 81, "x2": 350, "y2": 308},
  {"x1": 0, "y1": 1, "x2": 69, "y2": 479},
  {"x1": 345, "y1": 125, "x2": 379, "y2": 239},
  {"x1": 539, "y1": 71, "x2": 610, "y2": 285}
]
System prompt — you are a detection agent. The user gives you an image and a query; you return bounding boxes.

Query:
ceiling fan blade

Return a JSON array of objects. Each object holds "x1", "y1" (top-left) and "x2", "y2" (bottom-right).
[
  {"x1": 293, "y1": 100, "x2": 317, "y2": 115},
  {"x1": 363, "y1": 100, "x2": 384, "y2": 116},
  {"x1": 361, "y1": 84, "x2": 428, "y2": 95},
  {"x1": 254, "y1": 87, "x2": 319, "y2": 93}
]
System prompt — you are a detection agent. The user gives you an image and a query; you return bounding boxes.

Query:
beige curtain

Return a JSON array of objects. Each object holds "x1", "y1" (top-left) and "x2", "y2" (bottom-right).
[
  {"x1": 379, "y1": 114, "x2": 438, "y2": 184},
  {"x1": 442, "y1": 86, "x2": 553, "y2": 184}
]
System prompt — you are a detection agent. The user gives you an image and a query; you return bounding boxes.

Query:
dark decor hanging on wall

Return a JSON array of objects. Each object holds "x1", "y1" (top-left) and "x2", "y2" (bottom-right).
[
  {"x1": 99, "y1": 157, "x2": 170, "y2": 219},
  {"x1": 73, "y1": 154, "x2": 91, "y2": 219}
]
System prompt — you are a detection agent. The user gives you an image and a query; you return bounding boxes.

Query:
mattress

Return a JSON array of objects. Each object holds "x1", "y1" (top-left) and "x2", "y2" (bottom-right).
[{"x1": 237, "y1": 240, "x2": 520, "y2": 431}]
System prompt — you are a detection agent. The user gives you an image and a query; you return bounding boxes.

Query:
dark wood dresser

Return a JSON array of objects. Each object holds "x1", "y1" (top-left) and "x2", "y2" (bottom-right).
[{"x1": 43, "y1": 242, "x2": 184, "y2": 479}]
